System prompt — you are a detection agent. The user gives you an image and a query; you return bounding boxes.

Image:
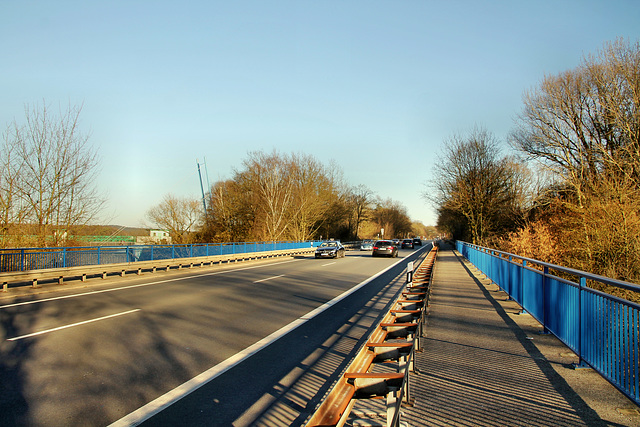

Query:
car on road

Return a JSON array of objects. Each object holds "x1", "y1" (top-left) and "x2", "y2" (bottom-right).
[
  {"x1": 372, "y1": 240, "x2": 398, "y2": 257},
  {"x1": 360, "y1": 241, "x2": 374, "y2": 251},
  {"x1": 315, "y1": 241, "x2": 345, "y2": 258},
  {"x1": 402, "y1": 239, "x2": 414, "y2": 249},
  {"x1": 413, "y1": 238, "x2": 422, "y2": 246}
]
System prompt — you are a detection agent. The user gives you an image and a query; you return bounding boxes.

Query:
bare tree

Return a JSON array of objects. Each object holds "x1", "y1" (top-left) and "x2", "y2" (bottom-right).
[
  {"x1": 431, "y1": 126, "x2": 524, "y2": 244},
  {"x1": 4, "y1": 102, "x2": 103, "y2": 246},
  {"x1": 510, "y1": 38, "x2": 640, "y2": 279},
  {"x1": 238, "y1": 150, "x2": 295, "y2": 241},
  {"x1": 0, "y1": 135, "x2": 28, "y2": 247},
  {"x1": 288, "y1": 153, "x2": 337, "y2": 241},
  {"x1": 199, "y1": 150, "x2": 366, "y2": 243},
  {"x1": 203, "y1": 179, "x2": 255, "y2": 242},
  {"x1": 147, "y1": 194, "x2": 202, "y2": 244},
  {"x1": 346, "y1": 184, "x2": 374, "y2": 239}
]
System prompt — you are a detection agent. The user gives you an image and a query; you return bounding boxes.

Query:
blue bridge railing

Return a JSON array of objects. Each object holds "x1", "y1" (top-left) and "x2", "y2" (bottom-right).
[
  {"x1": 0, "y1": 240, "x2": 322, "y2": 273},
  {"x1": 457, "y1": 241, "x2": 640, "y2": 406}
]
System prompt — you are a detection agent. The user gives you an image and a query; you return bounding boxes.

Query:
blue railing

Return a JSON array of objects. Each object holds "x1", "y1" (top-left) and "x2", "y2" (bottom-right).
[
  {"x1": 0, "y1": 241, "x2": 323, "y2": 273},
  {"x1": 457, "y1": 241, "x2": 640, "y2": 406}
]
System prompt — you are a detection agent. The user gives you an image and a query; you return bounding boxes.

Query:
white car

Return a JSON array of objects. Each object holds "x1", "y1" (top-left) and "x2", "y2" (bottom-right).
[{"x1": 360, "y1": 241, "x2": 373, "y2": 251}]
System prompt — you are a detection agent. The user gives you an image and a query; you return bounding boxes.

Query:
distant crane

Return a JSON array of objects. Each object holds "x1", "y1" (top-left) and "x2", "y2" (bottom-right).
[{"x1": 196, "y1": 158, "x2": 210, "y2": 213}]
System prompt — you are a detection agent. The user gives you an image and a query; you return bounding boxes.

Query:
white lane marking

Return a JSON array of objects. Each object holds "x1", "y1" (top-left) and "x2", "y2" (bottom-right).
[
  {"x1": 109, "y1": 256, "x2": 406, "y2": 427},
  {"x1": 253, "y1": 274, "x2": 285, "y2": 283},
  {"x1": 0, "y1": 259, "x2": 301, "y2": 310},
  {"x1": 7, "y1": 309, "x2": 141, "y2": 341},
  {"x1": 322, "y1": 262, "x2": 336, "y2": 267}
]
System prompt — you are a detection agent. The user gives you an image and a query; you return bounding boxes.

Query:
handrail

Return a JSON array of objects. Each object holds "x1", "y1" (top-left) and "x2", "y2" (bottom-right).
[
  {"x1": 306, "y1": 245, "x2": 438, "y2": 427},
  {"x1": 456, "y1": 240, "x2": 640, "y2": 407}
]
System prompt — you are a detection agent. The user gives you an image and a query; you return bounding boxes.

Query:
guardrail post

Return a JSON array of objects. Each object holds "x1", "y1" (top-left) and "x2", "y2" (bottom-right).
[
  {"x1": 406, "y1": 261, "x2": 414, "y2": 285},
  {"x1": 63, "y1": 248, "x2": 67, "y2": 268}
]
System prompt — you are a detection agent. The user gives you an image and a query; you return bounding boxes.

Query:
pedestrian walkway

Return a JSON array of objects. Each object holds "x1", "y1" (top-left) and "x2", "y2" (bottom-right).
[{"x1": 401, "y1": 245, "x2": 639, "y2": 427}]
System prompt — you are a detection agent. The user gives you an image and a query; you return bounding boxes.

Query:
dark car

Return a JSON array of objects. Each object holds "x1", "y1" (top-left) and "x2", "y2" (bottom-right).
[
  {"x1": 315, "y1": 241, "x2": 345, "y2": 259},
  {"x1": 413, "y1": 238, "x2": 422, "y2": 246},
  {"x1": 401, "y1": 239, "x2": 414, "y2": 249},
  {"x1": 372, "y1": 240, "x2": 398, "y2": 257}
]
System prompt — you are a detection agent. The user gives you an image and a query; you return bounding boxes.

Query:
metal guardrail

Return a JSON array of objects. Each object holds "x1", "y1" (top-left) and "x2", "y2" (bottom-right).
[
  {"x1": 0, "y1": 240, "x2": 322, "y2": 273},
  {"x1": 0, "y1": 246, "x2": 318, "y2": 291},
  {"x1": 456, "y1": 240, "x2": 640, "y2": 406},
  {"x1": 306, "y1": 245, "x2": 438, "y2": 427}
]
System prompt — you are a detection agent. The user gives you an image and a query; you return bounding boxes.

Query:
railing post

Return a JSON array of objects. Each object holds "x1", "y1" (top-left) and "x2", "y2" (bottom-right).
[
  {"x1": 21, "y1": 249, "x2": 25, "y2": 272},
  {"x1": 574, "y1": 277, "x2": 589, "y2": 369},
  {"x1": 517, "y1": 260, "x2": 527, "y2": 312},
  {"x1": 63, "y1": 248, "x2": 67, "y2": 268},
  {"x1": 542, "y1": 266, "x2": 550, "y2": 334}
]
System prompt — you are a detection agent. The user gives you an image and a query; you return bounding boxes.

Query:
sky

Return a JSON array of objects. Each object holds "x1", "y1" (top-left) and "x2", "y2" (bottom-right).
[{"x1": 2, "y1": 1, "x2": 640, "y2": 229}]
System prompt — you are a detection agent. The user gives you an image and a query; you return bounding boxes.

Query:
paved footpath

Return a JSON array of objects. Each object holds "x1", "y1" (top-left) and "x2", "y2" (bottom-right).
[{"x1": 401, "y1": 245, "x2": 640, "y2": 427}]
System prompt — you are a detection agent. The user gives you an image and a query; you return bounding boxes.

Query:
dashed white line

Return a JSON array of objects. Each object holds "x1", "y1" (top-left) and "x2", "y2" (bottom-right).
[
  {"x1": 7, "y1": 309, "x2": 141, "y2": 341},
  {"x1": 253, "y1": 274, "x2": 285, "y2": 283}
]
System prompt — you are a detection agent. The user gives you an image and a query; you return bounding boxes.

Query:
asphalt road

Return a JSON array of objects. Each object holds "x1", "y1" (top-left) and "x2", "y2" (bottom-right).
[{"x1": 0, "y1": 245, "x2": 430, "y2": 426}]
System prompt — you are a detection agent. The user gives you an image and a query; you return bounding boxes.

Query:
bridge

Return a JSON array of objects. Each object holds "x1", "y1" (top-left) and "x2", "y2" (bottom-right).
[{"x1": 0, "y1": 241, "x2": 637, "y2": 426}]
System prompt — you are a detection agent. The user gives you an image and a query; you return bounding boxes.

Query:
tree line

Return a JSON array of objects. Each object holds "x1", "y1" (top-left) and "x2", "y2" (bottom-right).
[
  {"x1": 150, "y1": 150, "x2": 430, "y2": 244},
  {"x1": 0, "y1": 106, "x2": 430, "y2": 247},
  {"x1": 430, "y1": 38, "x2": 640, "y2": 293}
]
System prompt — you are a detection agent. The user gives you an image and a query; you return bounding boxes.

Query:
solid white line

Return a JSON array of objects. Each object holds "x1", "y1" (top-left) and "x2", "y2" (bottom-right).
[
  {"x1": 108, "y1": 256, "x2": 406, "y2": 427},
  {"x1": 0, "y1": 259, "x2": 301, "y2": 310},
  {"x1": 7, "y1": 309, "x2": 141, "y2": 341},
  {"x1": 253, "y1": 274, "x2": 285, "y2": 283}
]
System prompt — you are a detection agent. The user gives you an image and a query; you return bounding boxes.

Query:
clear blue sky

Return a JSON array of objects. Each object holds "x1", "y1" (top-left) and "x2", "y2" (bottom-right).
[{"x1": 2, "y1": 1, "x2": 639, "y2": 228}]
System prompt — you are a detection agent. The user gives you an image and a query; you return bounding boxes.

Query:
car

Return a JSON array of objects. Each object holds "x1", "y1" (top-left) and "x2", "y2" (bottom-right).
[
  {"x1": 372, "y1": 240, "x2": 398, "y2": 257},
  {"x1": 315, "y1": 241, "x2": 345, "y2": 258},
  {"x1": 402, "y1": 239, "x2": 414, "y2": 249},
  {"x1": 360, "y1": 241, "x2": 373, "y2": 251},
  {"x1": 413, "y1": 238, "x2": 422, "y2": 246},
  {"x1": 392, "y1": 239, "x2": 401, "y2": 247}
]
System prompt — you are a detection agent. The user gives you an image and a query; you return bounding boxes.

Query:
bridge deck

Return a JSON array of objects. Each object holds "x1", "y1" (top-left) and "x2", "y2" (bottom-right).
[{"x1": 398, "y1": 244, "x2": 637, "y2": 426}]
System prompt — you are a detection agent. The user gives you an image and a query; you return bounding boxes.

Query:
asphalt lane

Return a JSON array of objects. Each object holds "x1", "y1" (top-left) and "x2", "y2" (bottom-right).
[{"x1": 0, "y1": 247, "x2": 427, "y2": 426}]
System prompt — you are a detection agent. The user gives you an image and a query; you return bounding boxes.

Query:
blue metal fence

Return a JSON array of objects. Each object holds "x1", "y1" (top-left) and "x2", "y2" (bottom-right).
[
  {"x1": 456, "y1": 241, "x2": 640, "y2": 406},
  {"x1": 0, "y1": 241, "x2": 322, "y2": 273}
]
